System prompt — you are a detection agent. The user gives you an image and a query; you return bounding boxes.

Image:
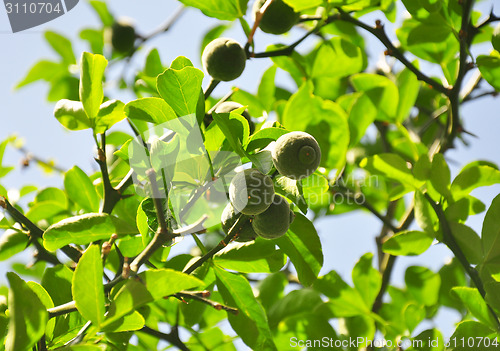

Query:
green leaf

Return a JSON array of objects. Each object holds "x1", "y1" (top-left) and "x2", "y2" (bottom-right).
[
  {"x1": 407, "y1": 328, "x2": 445, "y2": 351},
  {"x1": 144, "y1": 48, "x2": 164, "y2": 77},
  {"x1": 282, "y1": 0, "x2": 321, "y2": 11},
  {"x1": 314, "y1": 270, "x2": 369, "y2": 317},
  {"x1": 41, "y1": 265, "x2": 73, "y2": 306},
  {"x1": 258, "y1": 65, "x2": 277, "y2": 112},
  {"x1": 89, "y1": 0, "x2": 114, "y2": 26},
  {"x1": 312, "y1": 37, "x2": 366, "y2": 80},
  {"x1": 16, "y1": 60, "x2": 66, "y2": 89},
  {"x1": 0, "y1": 229, "x2": 29, "y2": 261},
  {"x1": 450, "y1": 321, "x2": 497, "y2": 350},
  {"x1": 43, "y1": 213, "x2": 136, "y2": 251},
  {"x1": 452, "y1": 287, "x2": 498, "y2": 330},
  {"x1": 352, "y1": 253, "x2": 381, "y2": 307},
  {"x1": 403, "y1": 302, "x2": 425, "y2": 333},
  {"x1": 214, "y1": 266, "x2": 277, "y2": 351},
  {"x1": 72, "y1": 245, "x2": 105, "y2": 327},
  {"x1": 346, "y1": 92, "x2": 377, "y2": 147},
  {"x1": 212, "y1": 110, "x2": 250, "y2": 158},
  {"x1": 351, "y1": 73, "x2": 399, "y2": 121},
  {"x1": 157, "y1": 66, "x2": 204, "y2": 117},
  {"x1": 430, "y1": 153, "x2": 452, "y2": 199},
  {"x1": 257, "y1": 273, "x2": 287, "y2": 311},
  {"x1": 300, "y1": 173, "x2": 329, "y2": 206},
  {"x1": 177, "y1": 0, "x2": 247, "y2": 20},
  {"x1": 482, "y1": 193, "x2": 500, "y2": 263},
  {"x1": 79, "y1": 52, "x2": 108, "y2": 120},
  {"x1": 360, "y1": 153, "x2": 422, "y2": 188},
  {"x1": 449, "y1": 222, "x2": 483, "y2": 265},
  {"x1": 477, "y1": 54, "x2": 500, "y2": 91},
  {"x1": 53, "y1": 99, "x2": 93, "y2": 131},
  {"x1": 396, "y1": 67, "x2": 420, "y2": 123},
  {"x1": 267, "y1": 289, "x2": 323, "y2": 329},
  {"x1": 274, "y1": 213, "x2": 323, "y2": 286},
  {"x1": 44, "y1": 31, "x2": 76, "y2": 65},
  {"x1": 5, "y1": 273, "x2": 48, "y2": 351},
  {"x1": 100, "y1": 310, "x2": 145, "y2": 333},
  {"x1": 415, "y1": 190, "x2": 438, "y2": 235},
  {"x1": 282, "y1": 81, "x2": 349, "y2": 169},
  {"x1": 214, "y1": 239, "x2": 286, "y2": 273},
  {"x1": 405, "y1": 266, "x2": 440, "y2": 306},
  {"x1": 383, "y1": 230, "x2": 434, "y2": 256},
  {"x1": 124, "y1": 97, "x2": 177, "y2": 125},
  {"x1": 451, "y1": 165, "x2": 500, "y2": 198},
  {"x1": 80, "y1": 28, "x2": 104, "y2": 55},
  {"x1": 64, "y1": 166, "x2": 100, "y2": 212},
  {"x1": 26, "y1": 282, "x2": 55, "y2": 339},
  {"x1": 94, "y1": 99, "x2": 126, "y2": 133},
  {"x1": 105, "y1": 269, "x2": 202, "y2": 325},
  {"x1": 246, "y1": 127, "x2": 289, "y2": 152}
]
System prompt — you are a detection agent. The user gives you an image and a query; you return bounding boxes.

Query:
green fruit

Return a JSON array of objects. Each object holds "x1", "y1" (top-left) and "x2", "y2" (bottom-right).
[
  {"x1": 215, "y1": 101, "x2": 255, "y2": 134},
  {"x1": 229, "y1": 168, "x2": 275, "y2": 215},
  {"x1": 252, "y1": 195, "x2": 291, "y2": 239},
  {"x1": 493, "y1": 24, "x2": 500, "y2": 52},
  {"x1": 221, "y1": 203, "x2": 257, "y2": 242},
  {"x1": 272, "y1": 131, "x2": 321, "y2": 180},
  {"x1": 111, "y1": 21, "x2": 136, "y2": 54},
  {"x1": 202, "y1": 38, "x2": 246, "y2": 82},
  {"x1": 252, "y1": 0, "x2": 300, "y2": 35}
]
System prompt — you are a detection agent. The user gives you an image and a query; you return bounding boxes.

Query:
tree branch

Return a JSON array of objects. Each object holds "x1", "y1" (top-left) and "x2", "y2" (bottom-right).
[
  {"x1": 183, "y1": 213, "x2": 248, "y2": 274},
  {"x1": 129, "y1": 169, "x2": 175, "y2": 273},
  {"x1": 139, "y1": 326, "x2": 189, "y2": 351},
  {"x1": 424, "y1": 192, "x2": 500, "y2": 330},
  {"x1": 175, "y1": 291, "x2": 238, "y2": 315}
]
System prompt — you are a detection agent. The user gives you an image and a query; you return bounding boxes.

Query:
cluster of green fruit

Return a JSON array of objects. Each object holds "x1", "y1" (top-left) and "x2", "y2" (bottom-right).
[
  {"x1": 221, "y1": 131, "x2": 321, "y2": 241},
  {"x1": 202, "y1": 0, "x2": 300, "y2": 82}
]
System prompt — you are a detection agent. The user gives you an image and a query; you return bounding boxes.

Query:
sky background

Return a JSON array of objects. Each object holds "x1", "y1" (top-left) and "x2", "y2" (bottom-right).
[{"x1": 0, "y1": 0, "x2": 499, "y2": 342}]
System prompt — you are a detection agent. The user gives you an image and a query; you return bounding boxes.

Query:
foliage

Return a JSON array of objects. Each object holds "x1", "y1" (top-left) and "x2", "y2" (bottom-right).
[{"x1": 1, "y1": 0, "x2": 500, "y2": 350}]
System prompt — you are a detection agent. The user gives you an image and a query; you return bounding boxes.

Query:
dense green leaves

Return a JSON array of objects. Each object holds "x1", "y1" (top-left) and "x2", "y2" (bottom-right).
[
  {"x1": 5, "y1": 273, "x2": 48, "y2": 351},
  {"x1": 72, "y1": 245, "x2": 105, "y2": 327},
  {"x1": 43, "y1": 213, "x2": 136, "y2": 251},
  {"x1": 214, "y1": 266, "x2": 276, "y2": 351}
]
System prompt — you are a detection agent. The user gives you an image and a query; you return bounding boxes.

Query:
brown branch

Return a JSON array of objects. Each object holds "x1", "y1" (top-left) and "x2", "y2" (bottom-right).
[{"x1": 176, "y1": 291, "x2": 238, "y2": 315}]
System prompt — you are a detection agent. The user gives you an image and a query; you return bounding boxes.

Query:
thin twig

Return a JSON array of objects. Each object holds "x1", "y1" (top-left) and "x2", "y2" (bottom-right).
[
  {"x1": 176, "y1": 291, "x2": 238, "y2": 315},
  {"x1": 183, "y1": 213, "x2": 248, "y2": 274}
]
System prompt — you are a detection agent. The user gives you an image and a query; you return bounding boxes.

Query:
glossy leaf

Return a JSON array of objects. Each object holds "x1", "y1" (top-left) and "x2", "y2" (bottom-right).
[
  {"x1": 451, "y1": 164, "x2": 500, "y2": 198},
  {"x1": 124, "y1": 97, "x2": 177, "y2": 124},
  {"x1": 352, "y1": 253, "x2": 381, "y2": 307},
  {"x1": 94, "y1": 99, "x2": 126, "y2": 133},
  {"x1": 0, "y1": 229, "x2": 29, "y2": 261},
  {"x1": 72, "y1": 245, "x2": 105, "y2": 326},
  {"x1": 43, "y1": 213, "x2": 136, "y2": 251},
  {"x1": 405, "y1": 266, "x2": 440, "y2": 306},
  {"x1": 477, "y1": 54, "x2": 500, "y2": 91},
  {"x1": 5, "y1": 273, "x2": 48, "y2": 351},
  {"x1": 64, "y1": 166, "x2": 100, "y2": 212},
  {"x1": 383, "y1": 230, "x2": 434, "y2": 256},
  {"x1": 360, "y1": 153, "x2": 422, "y2": 188},
  {"x1": 274, "y1": 213, "x2": 323, "y2": 286},
  {"x1": 79, "y1": 52, "x2": 107, "y2": 120},
  {"x1": 53, "y1": 99, "x2": 92, "y2": 131},
  {"x1": 157, "y1": 66, "x2": 204, "y2": 117},
  {"x1": 45, "y1": 31, "x2": 76, "y2": 65},
  {"x1": 178, "y1": 0, "x2": 247, "y2": 20},
  {"x1": 214, "y1": 266, "x2": 277, "y2": 351},
  {"x1": 452, "y1": 287, "x2": 498, "y2": 330}
]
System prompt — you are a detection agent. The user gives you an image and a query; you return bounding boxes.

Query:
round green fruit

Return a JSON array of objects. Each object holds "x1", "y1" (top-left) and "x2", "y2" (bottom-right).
[
  {"x1": 229, "y1": 168, "x2": 275, "y2": 215},
  {"x1": 215, "y1": 101, "x2": 255, "y2": 134},
  {"x1": 221, "y1": 203, "x2": 257, "y2": 242},
  {"x1": 202, "y1": 38, "x2": 246, "y2": 82},
  {"x1": 111, "y1": 21, "x2": 136, "y2": 54},
  {"x1": 252, "y1": 0, "x2": 300, "y2": 35},
  {"x1": 272, "y1": 131, "x2": 321, "y2": 180},
  {"x1": 252, "y1": 195, "x2": 292, "y2": 239}
]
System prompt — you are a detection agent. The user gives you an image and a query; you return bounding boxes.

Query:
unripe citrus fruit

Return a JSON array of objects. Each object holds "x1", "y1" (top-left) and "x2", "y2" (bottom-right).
[
  {"x1": 252, "y1": 0, "x2": 300, "y2": 35},
  {"x1": 229, "y1": 168, "x2": 275, "y2": 215},
  {"x1": 221, "y1": 203, "x2": 257, "y2": 242},
  {"x1": 252, "y1": 195, "x2": 292, "y2": 239},
  {"x1": 111, "y1": 21, "x2": 136, "y2": 54},
  {"x1": 272, "y1": 131, "x2": 321, "y2": 180},
  {"x1": 202, "y1": 38, "x2": 246, "y2": 81}
]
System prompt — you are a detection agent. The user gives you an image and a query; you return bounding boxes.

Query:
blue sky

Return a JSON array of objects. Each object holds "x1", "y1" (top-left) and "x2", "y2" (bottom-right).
[{"x1": 1, "y1": 0, "x2": 500, "y2": 340}]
